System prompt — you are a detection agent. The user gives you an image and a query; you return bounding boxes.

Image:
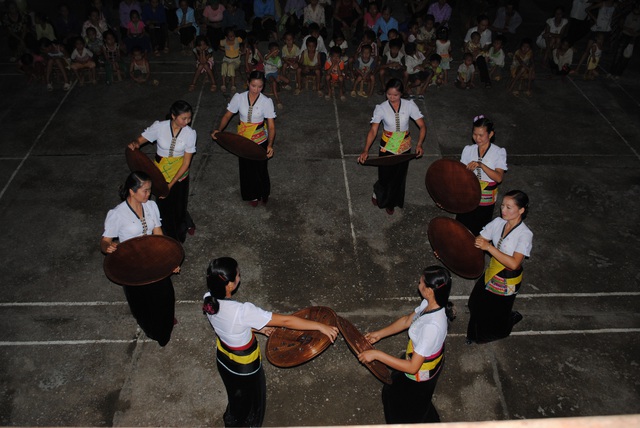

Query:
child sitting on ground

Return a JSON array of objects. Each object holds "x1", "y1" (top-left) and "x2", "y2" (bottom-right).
[
  {"x1": 219, "y1": 28, "x2": 242, "y2": 93},
  {"x1": 190, "y1": 35, "x2": 216, "y2": 92},
  {"x1": 130, "y1": 46, "x2": 150, "y2": 84},
  {"x1": 416, "y1": 14, "x2": 436, "y2": 57},
  {"x1": 264, "y1": 41, "x2": 291, "y2": 109},
  {"x1": 40, "y1": 38, "x2": 71, "y2": 91},
  {"x1": 379, "y1": 38, "x2": 405, "y2": 92},
  {"x1": 351, "y1": 44, "x2": 376, "y2": 98},
  {"x1": 324, "y1": 45, "x2": 346, "y2": 101},
  {"x1": 70, "y1": 37, "x2": 97, "y2": 85},
  {"x1": 485, "y1": 35, "x2": 505, "y2": 81},
  {"x1": 549, "y1": 37, "x2": 574, "y2": 76},
  {"x1": 464, "y1": 31, "x2": 483, "y2": 59},
  {"x1": 281, "y1": 31, "x2": 300, "y2": 79},
  {"x1": 456, "y1": 52, "x2": 476, "y2": 89},
  {"x1": 404, "y1": 42, "x2": 427, "y2": 98},
  {"x1": 18, "y1": 52, "x2": 45, "y2": 84},
  {"x1": 244, "y1": 36, "x2": 264, "y2": 74},
  {"x1": 125, "y1": 10, "x2": 152, "y2": 54},
  {"x1": 295, "y1": 36, "x2": 322, "y2": 96},
  {"x1": 425, "y1": 53, "x2": 444, "y2": 90},
  {"x1": 508, "y1": 38, "x2": 535, "y2": 96},
  {"x1": 363, "y1": 2, "x2": 381, "y2": 30},
  {"x1": 435, "y1": 27, "x2": 451, "y2": 84},
  {"x1": 85, "y1": 27, "x2": 103, "y2": 65},
  {"x1": 349, "y1": 29, "x2": 378, "y2": 77},
  {"x1": 382, "y1": 28, "x2": 406, "y2": 56},
  {"x1": 329, "y1": 31, "x2": 349, "y2": 64},
  {"x1": 103, "y1": 30, "x2": 125, "y2": 84},
  {"x1": 300, "y1": 23, "x2": 328, "y2": 63},
  {"x1": 573, "y1": 32, "x2": 604, "y2": 80}
]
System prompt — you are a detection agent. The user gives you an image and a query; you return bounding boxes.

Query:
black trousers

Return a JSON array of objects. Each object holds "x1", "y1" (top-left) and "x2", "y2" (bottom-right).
[
  {"x1": 156, "y1": 176, "x2": 194, "y2": 243},
  {"x1": 382, "y1": 367, "x2": 442, "y2": 424},
  {"x1": 373, "y1": 150, "x2": 410, "y2": 210},
  {"x1": 466, "y1": 276, "x2": 518, "y2": 343},
  {"x1": 217, "y1": 362, "x2": 267, "y2": 427},
  {"x1": 238, "y1": 147, "x2": 270, "y2": 201},
  {"x1": 123, "y1": 277, "x2": 175, "y2": 346}
]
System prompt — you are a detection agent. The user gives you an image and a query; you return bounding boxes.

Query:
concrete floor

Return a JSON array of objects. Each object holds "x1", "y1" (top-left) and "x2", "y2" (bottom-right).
[{"x1": 1, "y1": 0, "x2": 639, "y2": 426}]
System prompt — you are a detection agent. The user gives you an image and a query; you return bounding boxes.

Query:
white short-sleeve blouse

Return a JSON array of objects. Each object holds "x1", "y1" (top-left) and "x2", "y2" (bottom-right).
[
  {"x1": 371, "y1": 100, "x2": 423, "y2": 132},
  {"x1": 227, "y1": 92, "x2": 277, "y2": 123},
  {"x1": 480, "y1": 217, "x2": 533, "y2": 257},
  {"x1": 103, "y1": 200, "x2": 162, "y2": 243},
  {"x1": 460, "y1": 143, "x2": 508, "y2": 182},
  {"x1": 408, "y1": 300, "x2": 448, "y2": 358},
  {"x1": 141, "y1": 120, "x2": 197, "y2": 158},
  {"x1": 204, "y1": 295, "x2": 273, "y2": 347}
]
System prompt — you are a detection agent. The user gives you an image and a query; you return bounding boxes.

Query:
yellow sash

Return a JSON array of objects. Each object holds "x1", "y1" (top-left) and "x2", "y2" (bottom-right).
[
  {"x1": 238, "y1": 121, "x2": 267, "y2": 144},
  {"x1": 381, "y1": 130, "x2": 411, "y2": 154},
  {"x1": 404, "y1": 339, "x2": 444, "y2": 382},
  {"x1": 484, "y1": 257, "x2": 523, "y2": 296},
  {"x1": 154, "y1": 156, "x2": 187, "y2": 183},
  {"x1": 479, "y1": 180, "x2": 498, "y2": 206}
]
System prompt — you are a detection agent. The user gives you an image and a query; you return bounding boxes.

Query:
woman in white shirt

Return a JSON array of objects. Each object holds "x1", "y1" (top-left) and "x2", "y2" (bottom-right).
[
  {"x1": 358, "y1": 78, "x2": 426, "y2": 215},
  {"x1": 202, "y1": 257, "x2": 338, "y2": 427},
  {"x1": 456, "y1": 115, "x2": 507, "y2": 236},
  {"x1": 101, "y1": 171, "x2": 179, "y2": 346},
  {"x1": 467, "y1": 190, "x2": 533, "y2": 344},
  {"x1": 358, "y1": 266, "x2": 455, "y2": 423},
  {"x1": 213, "y1": 71, "x2": 276, "y2": 206},
  {"x1": 128, "y1": 100, "x2": 197, "y2": 242}
]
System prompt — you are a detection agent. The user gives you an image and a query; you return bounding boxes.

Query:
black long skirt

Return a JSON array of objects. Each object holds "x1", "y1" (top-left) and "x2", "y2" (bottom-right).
[
  {"x1": 156, "y1": 176, "x2": 194, "y2": 243},
  {"x1": 456, "y1": 203, "x2": 495, "y2": 236},
  {"x1": 466, "y1": 276, "x2": 517, "y2": 343},
  {"x1": 217, "y1": 361, "x2": 267, "y2": 427},
  {"x1": 238, "y1": 145, "x2": 270, "y2": 201},
  {"x1": 122, "y1": 277, "x2": 175, "y2": 346},
  {"x1": 373, "y1": 150, "x2": 410, "y2": 210},
  {"x1": 382, "y1": 367, "x2": 442, "y2": 424}
]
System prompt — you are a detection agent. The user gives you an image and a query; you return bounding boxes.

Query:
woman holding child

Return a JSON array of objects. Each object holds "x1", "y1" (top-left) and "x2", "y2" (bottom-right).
[
  {"x1": 358, "y1": 78, "x2": 426, "y2": 215},
  {"x1": 212, "y1": 71, "x2": 276, "y2": 207},
  {"x1": 127, "y1": 100, "x2": 197, "y2": 243}
]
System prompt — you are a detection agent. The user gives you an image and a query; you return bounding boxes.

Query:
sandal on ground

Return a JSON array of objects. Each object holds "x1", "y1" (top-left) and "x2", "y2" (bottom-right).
[
  {"x1": 276, "y1": 103, "x2": 283, "y2": 109},
  {"x1": 210, "y1": 84, "x2": 217, "y2": 92},
  {"x1": 220, "y1": 85, "x2": 227, "y2": 92},
  {"x1": 340, "y1": 95, "x2": 346, "y2": 101},
  {"x1": 350, "y1": 90, "x2": 357, "y2": 97},
  {"x1": 188, "y1": 84, "x2": 196, "y2": 92}
]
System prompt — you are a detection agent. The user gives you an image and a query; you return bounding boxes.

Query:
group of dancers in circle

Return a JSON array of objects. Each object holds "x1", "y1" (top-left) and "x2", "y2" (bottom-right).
[{"x1": 100, "y1": 70, "x2": 533, "y2": 425}]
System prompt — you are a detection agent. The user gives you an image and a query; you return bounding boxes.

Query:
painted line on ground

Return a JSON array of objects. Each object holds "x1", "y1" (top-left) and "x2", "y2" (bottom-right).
[
  {"x1": 332, "y1": 98, "x2": 358, "y2": 253},
  {"x1": 2, "y1": 328, "x2": 638, "y2": 346},
  {"x1": 568, "y1": 76, "x2": 640, "y2": 161},
  {"x1": 597, "y1": 64, "x2": 640, "y2": 107},
  {"x1": 489, "y1": 348, "x2": 510, "y2": 419},
  {"x1": 382, "y1": 292, "x2": 640, "y2": 301},
  {"x1": 0, "y1": 81, "x2": 76, "y2": 202},
  {"x1": 2, "y1": 292, "x2": 639, "y2": 307}
]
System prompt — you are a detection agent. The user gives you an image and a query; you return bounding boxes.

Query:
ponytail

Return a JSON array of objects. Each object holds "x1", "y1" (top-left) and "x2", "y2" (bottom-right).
[
  {"x1": 202, "y1": 257, "x2": 239, "y2": 316},
  {"x1": 423, "y1": 265, "x2": 456, "y2": 322}
]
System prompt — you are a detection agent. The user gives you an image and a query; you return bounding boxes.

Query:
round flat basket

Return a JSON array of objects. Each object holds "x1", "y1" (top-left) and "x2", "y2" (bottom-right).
[
  {"x1": 425, "y1": 159, "x2": 480, "y2": 213},
  {"x1": 337, "y1": 316, "x2": 392, "y2": 385},
  {"x1": 265, "y1": 306, "x2": 337, "y2": 368},
  {"x1": 103, "y1": 235, "x2": 184, "y2": 286},
  {"x1": 362, "y1": 153, "x2": 417, "y2": 167},
  {"x1": 125, "y1": 148, "x2": 170, "y2": 198},
  {"x1": 215, "y1": 132, "x2": 268, "y2": 161},
  {"x1": 427, "y1": 216, "x2": 484, "y2": 279}
]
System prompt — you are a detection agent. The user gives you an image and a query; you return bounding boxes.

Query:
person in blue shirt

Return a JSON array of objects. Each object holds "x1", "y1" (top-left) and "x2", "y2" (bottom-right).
[
  {"x1": 252, "y1": 0, "x2": 279, "y2": 41},
  {"x1": 175, "y1": 0, "x2": 199, "y2": 51},
  {"x1": 373, "y1": 6, "x2": 399, "y2": 44}
]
